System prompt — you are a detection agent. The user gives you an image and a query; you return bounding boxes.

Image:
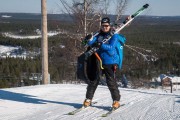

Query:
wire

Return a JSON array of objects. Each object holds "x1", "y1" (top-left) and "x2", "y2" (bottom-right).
[{"x1": 125, "y1": 44, "x2": 158, "y2": 62}]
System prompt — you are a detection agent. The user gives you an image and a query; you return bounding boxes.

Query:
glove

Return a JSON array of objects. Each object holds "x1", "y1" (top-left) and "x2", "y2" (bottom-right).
[
  {"x1": 110, "y1": 27, "x2": 116, "y2": 35},
  {"x1": 85, "y1": 34, "x2": 93, "y2": 41},
  {"x1": 82, "y1": 33, "x2": 93, "y2": 45}
]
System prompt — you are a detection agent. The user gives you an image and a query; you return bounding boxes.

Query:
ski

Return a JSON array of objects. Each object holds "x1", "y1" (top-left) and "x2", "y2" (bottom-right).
[
  {"x1": 67, "y1": 101, "x2": 97, "y2": 115},
  {"x1": 101, "y1": 103, "x2": 125, "y2": 117},
  {"x1": 84, "y1": 4, "x2": 149, "y2": 58},
  {"x1": 68, "y1": 106, "x2": 86, "y2": 115},
  {"x1": 101, "y1": 108, "x2": 117, "y2": 117}
]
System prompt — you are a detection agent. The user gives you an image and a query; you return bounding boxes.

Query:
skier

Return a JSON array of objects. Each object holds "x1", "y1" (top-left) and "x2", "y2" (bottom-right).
[
  {"x1": 122, "y1": 74, "x2": 128, "y2": 88},
  {"x1": 83, "y1": 17, "x2": 126, "y2": 109}
]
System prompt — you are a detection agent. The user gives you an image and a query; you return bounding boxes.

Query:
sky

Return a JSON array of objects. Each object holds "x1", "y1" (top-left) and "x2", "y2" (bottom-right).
[{"x1": 0, "y1": 0, "x2": 180, "y2": 16}]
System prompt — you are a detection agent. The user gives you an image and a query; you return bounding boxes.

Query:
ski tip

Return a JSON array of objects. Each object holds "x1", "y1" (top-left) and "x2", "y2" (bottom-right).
[
  {"x1": 143, "y1": 4, "x2": 149, "y2": 8},
  {"x1": 68, "y1": 112, "x2": 74, "y2": 115},
  {"x1": 101, "y1": 114, "x2": 107, "y2": 117}
]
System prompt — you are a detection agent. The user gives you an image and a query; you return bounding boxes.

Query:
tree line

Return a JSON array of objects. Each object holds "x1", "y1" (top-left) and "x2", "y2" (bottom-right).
[{"x1": 0, "y1": 13, "x2": 180, "y2": 88}]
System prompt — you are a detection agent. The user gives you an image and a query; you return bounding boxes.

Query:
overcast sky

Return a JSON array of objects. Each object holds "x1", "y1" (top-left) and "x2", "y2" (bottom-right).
[{"x1": 0, "y1": 0, "x2": 180, "y2": 16}]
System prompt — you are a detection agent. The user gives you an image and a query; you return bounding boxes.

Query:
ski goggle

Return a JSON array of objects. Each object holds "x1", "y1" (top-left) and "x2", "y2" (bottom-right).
[{"x1": 101, "y1": 25, "x2": 110, "y2": 27}]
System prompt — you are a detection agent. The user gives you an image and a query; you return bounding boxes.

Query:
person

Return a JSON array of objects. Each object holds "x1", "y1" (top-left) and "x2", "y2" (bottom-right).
[
  {"x1": 122, "y1": 74, "x2": 128, "y2": 88},
  {"x1": 82, "y1": 17, "x2": 126, "y2": 109}
]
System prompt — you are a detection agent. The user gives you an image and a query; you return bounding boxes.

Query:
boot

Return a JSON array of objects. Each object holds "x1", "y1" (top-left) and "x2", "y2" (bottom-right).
[
  {"x1": 83, "y1": 99, "x2": 92, "y2": 107},
  {"x1": 112, "y1": 101, "x2": 120, "y2": 109}
]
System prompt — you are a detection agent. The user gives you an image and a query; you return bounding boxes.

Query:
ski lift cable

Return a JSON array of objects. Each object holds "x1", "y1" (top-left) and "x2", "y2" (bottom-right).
[
  {"x1": 126, "y1": 44, "x2": 151, "y2": 53},
  {"x1": 125, "y1": 44, "x2": 150, "y2": 61}
]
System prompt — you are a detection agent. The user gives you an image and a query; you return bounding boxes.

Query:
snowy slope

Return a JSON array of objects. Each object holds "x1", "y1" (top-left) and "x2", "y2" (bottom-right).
[
  {"x1": 0, "y1": 84, "x2": 180, "y2": 120},
  {"x1": 0, "y1": 45, "x2": 19, "y2": 54}
]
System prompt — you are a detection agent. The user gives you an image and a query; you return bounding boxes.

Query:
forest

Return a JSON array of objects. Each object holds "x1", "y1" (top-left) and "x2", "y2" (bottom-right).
[{"x1": 0, "y1": 15, "x2": 180, "y2": 88}]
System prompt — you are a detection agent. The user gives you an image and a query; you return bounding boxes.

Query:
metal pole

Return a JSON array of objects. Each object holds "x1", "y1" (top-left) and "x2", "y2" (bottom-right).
[{"x1": 41, "y1": 0, "x2": 49, "y2": 84}]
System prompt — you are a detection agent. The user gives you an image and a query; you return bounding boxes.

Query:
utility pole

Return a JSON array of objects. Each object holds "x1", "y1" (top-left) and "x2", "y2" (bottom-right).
[
  {"x1": 84, "y1": 0, "x2": 87, "y2": 37},
  {"x1": 41, "y1": 0, "x2": 49, "y2": 84}
]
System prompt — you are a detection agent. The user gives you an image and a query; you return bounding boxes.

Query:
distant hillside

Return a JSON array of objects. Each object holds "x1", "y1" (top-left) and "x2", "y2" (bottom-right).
[
  {"x1": 0, "y1": 12, "x2": 180, "y2": 87},
  {"x1": 1, "y1": 13, "x2": 180, "y2": 24},
  {"x1": 0, "y1": 13, "x2": 73, "y2": 21}
]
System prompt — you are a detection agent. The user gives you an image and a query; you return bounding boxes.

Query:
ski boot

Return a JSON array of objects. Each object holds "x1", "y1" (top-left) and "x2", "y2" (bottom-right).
[
  {"x1": 83, "y1": 99, "x2": 92, "y2": 107},
  {"x1": 112, "y1": 101, "x2": 120, "y2": 109}
]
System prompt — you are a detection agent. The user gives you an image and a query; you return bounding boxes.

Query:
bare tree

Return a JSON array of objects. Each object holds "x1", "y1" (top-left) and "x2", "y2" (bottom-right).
[
  {"x1": 58, "y1": 0, "x2": 128, "y2": 38},
  {"x1": 113, "y1": 0, "x2": 128, "y2": 23},
  {"x1": 59, "y1": 0, "x2": 100, "y2": 37},
  {"x1": 97, "y1": 0, "x2": 128, "y2": 23}
]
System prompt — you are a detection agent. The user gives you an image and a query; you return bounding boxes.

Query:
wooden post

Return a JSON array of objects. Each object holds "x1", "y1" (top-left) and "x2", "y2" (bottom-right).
[
  {"x1": 84, "y1": 0, "x2": 87, "y2": 36},
  {"x1": 170, "y1": 80, "x2": 172, "y2": 93},
  {"x1": 41, "y1": 0, "x2": 49, "y2": 84}
]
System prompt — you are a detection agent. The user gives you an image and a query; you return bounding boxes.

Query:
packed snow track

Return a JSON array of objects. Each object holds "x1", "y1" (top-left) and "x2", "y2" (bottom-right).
[{"x1": 0, "y1": 84, "x2": 180, "y2": 120}]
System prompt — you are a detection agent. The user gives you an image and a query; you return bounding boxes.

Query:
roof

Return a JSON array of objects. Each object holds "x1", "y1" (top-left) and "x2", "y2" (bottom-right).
[{"x1": 160, "y1": 74, "x2": 180, "y2": 83}]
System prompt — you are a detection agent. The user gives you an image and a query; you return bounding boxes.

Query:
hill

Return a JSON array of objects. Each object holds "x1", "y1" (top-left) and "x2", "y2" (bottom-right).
[
  {"x1": 1, "y1": 13, "x2": 180, "y2": 23},
  {"x1": 0, "y1": 13, "x2": 180, "y2": 87},
  {"x1": 0, "y1": 84, "x2": 180, "y2": 120}
]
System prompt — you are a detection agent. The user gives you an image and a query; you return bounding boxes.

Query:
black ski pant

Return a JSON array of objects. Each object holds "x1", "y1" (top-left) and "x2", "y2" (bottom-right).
[{"x1": 86, "y1": 65, "x2": 120, "y2": 101}]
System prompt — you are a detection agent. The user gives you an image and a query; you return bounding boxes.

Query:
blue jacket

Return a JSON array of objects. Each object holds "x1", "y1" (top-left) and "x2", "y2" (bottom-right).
[{"x1": 88, "y1": 32, "x2": 126, "y2": 69}]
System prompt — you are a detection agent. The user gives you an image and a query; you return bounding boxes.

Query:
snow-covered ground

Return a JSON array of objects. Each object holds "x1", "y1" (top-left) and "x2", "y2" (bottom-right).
[
  {"x1": 0, "y1": 30, "x2": 63, "y2": 58},
  {"x1": 0, "y1": 84, "x2": 180, "y2": 120},
  {"x1": 0, "y1": 45, "x2": 19, "y2": 54},
  {"x1": 2, "y1": 31, "x2": 61, "y2": 39},
  {"x1": 0, "y1": 45, "x2": 39, "y2": 59},
  {"x1": 1, "y1": 15, "x2": 12, "y2": 18}
]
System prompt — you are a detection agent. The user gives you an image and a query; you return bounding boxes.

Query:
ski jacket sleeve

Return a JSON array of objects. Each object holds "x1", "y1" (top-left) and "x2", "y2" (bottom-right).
[
  {"x1": 100, "y1": 34, "x2": 119, "y2": 50},
  {"x1": 87, "y1": 36, "x2": 97, "y2": 46}
]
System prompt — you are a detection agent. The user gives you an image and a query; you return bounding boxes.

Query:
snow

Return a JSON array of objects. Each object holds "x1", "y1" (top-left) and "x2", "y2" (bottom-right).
[
  {"x1": 0, "y1": 45, "x2": 19, "y2": 54},
  {"x1": 1, "y1": 15, "x2": 12, "y2": 18},
  {"x1": 0, "y1": 45, "x2": 39, "y2": 59},
  {"x1": 2, "y1": 31, "x2": 61, "y2": 39},
  {"x1": 0, "y1": 84, "x2": 180, "y2": 120}
]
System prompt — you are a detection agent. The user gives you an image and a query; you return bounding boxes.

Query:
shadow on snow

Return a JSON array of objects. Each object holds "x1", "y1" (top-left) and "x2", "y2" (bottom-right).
[{"x1": 0, "y1": 90, "x2": 82, "y2": 108}]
